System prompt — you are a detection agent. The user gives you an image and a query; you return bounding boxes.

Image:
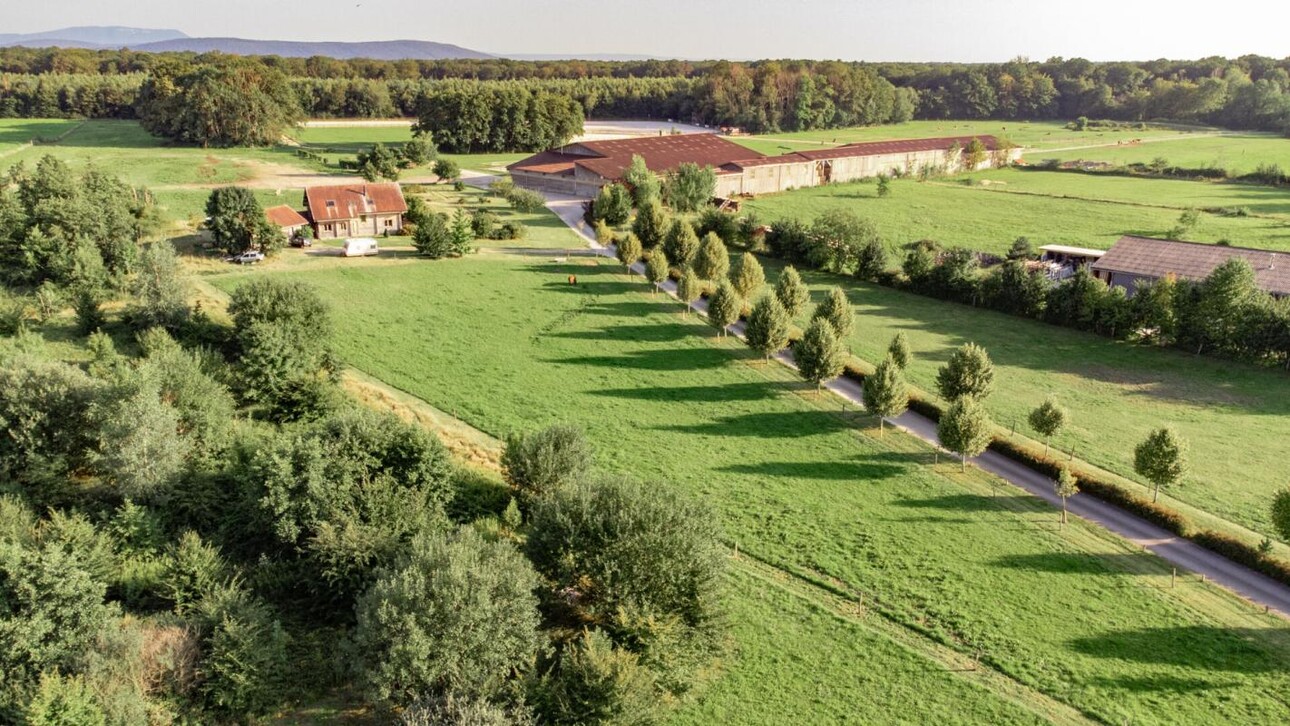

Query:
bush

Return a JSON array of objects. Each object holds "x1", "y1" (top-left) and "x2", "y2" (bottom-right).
[
  {"x1": 470, "y1": 209, "x2": 500, "y2": 238},
  {"x1": 502, "y1": 424, "x2": 594, "y2": 507},
  {"x1": 530, "y1": 630, "x2": 659, "y2": 726},
  {"x1": 488, "y1": 220, "x2": 527, "y2": 241},
  {"x1": 193, "y1": 583, "x2": 291, "y2": 719},
  {"x1": 506, "y1": 188, "x2": 546, "y2": 214}
]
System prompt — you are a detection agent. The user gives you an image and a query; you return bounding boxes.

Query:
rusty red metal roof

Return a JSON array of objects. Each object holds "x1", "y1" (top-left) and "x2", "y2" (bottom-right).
[
  {"x1": 1091, "y1": 236, "x2": 1290, "y2": 295},
  {"x1": 509, "y1": 133, "x2": 765, "y2": 180},
  {"x1": 264, "y1": 205, "x2": 309, "y2": 228},
  {"x1": 305, "y1": 183, "x2": 407, "y2": 222}
]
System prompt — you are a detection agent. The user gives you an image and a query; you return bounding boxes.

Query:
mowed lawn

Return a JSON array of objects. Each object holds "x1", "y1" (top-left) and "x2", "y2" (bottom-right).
[
  {"x1": 731, "y1": 119, "x2": 1208, "y2": 157},
  {"x1": 290, "y1": 124, "x2": 528, "y2": 172},
  {"x1": 1044, "y1": 133, "x2": 1290, "y2": 176},
  {"x1": 208, "y1": 254, "x2": 1290, "y2": 724},
  {"x1": 743, "y1": 176, "x2": 1290, "y2": 256},
  {"x1": 767, "y1": 258, "x2": 1290, "y2": 536},
  {"x1": 0, "y1": 118, "x2": 83, "y2": 153}
]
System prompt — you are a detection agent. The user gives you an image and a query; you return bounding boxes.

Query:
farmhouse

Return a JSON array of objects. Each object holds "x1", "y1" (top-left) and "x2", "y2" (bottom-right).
[
  {"x1": 303, "y1": 182, "x2": 407, "y2": 240},
  {"x1": 508, "y1": 133, "x2": 1021, "y2": 198},
  {"x1": 1091, "y1": 235, "x2": 1290, "y2": 297}
]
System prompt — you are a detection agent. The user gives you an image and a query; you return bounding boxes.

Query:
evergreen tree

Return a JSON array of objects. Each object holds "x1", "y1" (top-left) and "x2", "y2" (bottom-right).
[
  {"x1": 734, "y1": 253, "x2": 766, "y2": 300},
  {"x1": 662, "y1": 219, "x2": 700, "y2": 268},
  {"x1": 887, "y1": 331, "x2": 911, "y2": 370},
  {"x1": 938, "y1": 396, "x2": 994, "y2": 472},
  {"x1": 811, "y1": 288, "x2": 853, "y2": 343},
  {"x1": 1028, "y1": 397, "x2": 1068, "y2": 457},
  {"x1": 615, "y1": 232, "x2": 642, "y2": 275},
  {"x1": 745, "y1": 294, "x2": 791, "y2": 360},
  {"x1": 631, "y1": 198, "x2": 668, "y2": 249},
  {"x1": 644, "y1": 249, "x2": 669, "y2": 295},
  {"x1": 795, "y1": 318, "x2": 845, "y2": 392},
  {"x1": 675, "y1": 268, "x2": 701, "y2": 317},
  {"x1": 855, "y1": 238, "x2": 887, "y2": 281},
  {"x1": 935, "y1": 342, "x2": 994, "y2": 402},
  {"x1": 1272, "y1": 488, "x2": 1290, "y2": 543},
  {"x1": 694, "y1": 232, "x2": 730, "y2": 281},
  {"x1": 774, "y1": 265, "x2": 809, "y2": 317},
  {"x1": 1134, "y1": 427, "x2": 1189, "y2": 503},
  {"x1": 863, "y1": 355, "x2": 909, "y2": 434},
  {"x1": 449, "y1": 210, "x2": 474, "y2": 256},
  {"x1": 414, "y1": 213, "x2": 453, "y2": 258},
  {"x1": 707, "y1": 279, "x2": 741, "y2": 337},
  {"x1": 1055, "y1": 466, "x2": 1079, "y2": 526},
  {"x1": 1007, "y1": 236, "x2": 1035, "y2": 261}
]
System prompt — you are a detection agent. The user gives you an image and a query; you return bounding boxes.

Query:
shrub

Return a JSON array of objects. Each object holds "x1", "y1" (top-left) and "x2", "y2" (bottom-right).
[
  {"x1": 506, "y1": 188, "x2": 546, "y2": 214},
  {"x1": 502, "y1": 424, "x2": 594, "y2": 507},
  {"x1": 193, "y1": 583, "x2": 291, "y2": 719},
  {"x1": 470, "y1": 209, "x2": 500, "y2": 238},
  {"x1": 530, "y1": 630, "x2": 658, "y2": 726}
]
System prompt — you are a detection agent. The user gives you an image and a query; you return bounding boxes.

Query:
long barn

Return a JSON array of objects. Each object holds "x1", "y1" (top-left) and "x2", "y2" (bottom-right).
[{"x1": 507, "y1": 133, "x2": 1020, "y2": 198}]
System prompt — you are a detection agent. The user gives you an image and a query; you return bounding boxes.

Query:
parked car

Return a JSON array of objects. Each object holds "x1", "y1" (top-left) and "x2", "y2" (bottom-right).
[
  {"x1": 290, "y1": 233, "x2": 313, "y2": 248},
  {"x1": 229, "y1": 250, "x2": 265, "y2": 265}
]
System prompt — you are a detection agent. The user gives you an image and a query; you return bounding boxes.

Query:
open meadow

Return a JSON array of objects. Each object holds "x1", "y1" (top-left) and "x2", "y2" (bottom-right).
[
  {"x1": 204, "y1": 252, "x2": 1290, "y2": 725},
  {"x1": 1042, "y1": 133, "x2": 1290, "y2": 176}
]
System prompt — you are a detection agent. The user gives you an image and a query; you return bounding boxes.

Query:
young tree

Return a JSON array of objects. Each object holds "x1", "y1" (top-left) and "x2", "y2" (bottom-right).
[
  {"x1": 1028, "y1": 397, "x2": 1069, "y2": 457},
  {"x1": 355, "y1": 528, "x2": 543, "y2": 707},
  {"x1": 449, "y1": 210, "x2": 474, "y2": 256},
  {"x1": 902, "y1": 245, "x2": 936, "y2": 289},
  {"x1": 1055, "y1": 466, "x2": 1079, "y2": 526},
  {"x1": 855, "y1": 238, "x2": 887, "y2": 281},
  {"x1": 663, "y1": 162, "x2": 717, "y2": 212},
  {"x1": 675, "y1": 268, "x2": 701, "y2": 318},
  {"x1": 745, "y1": 293, "x2": 791, "y2": 360},
  {"x1": 774, "y1": 265, "x2": 809, "y2": 317},
  {"x1": 876, "y1": 174, "x2": 891, "y2": 198},
  {"x1": 400, "y1": 135, "x2": 436, "y2": 166},
  {"x1": 357, "y1": 143, "x2": 402, "y2": 182},
  {"x1": 502, "y1": 424, "x2": 594, "y2": 507},
  {"x1": 734, "y1": 253, "x2": 767, "y2": 301},
  {"x1": 662, "y1": 219, "x2": 700, "y2": 269},
  {"x1": 938, "y1": 396, "x2": 994, "y2": 472},
  {"x1": 887, "y1": 331, "x2": 911, "y2": 370},
  {"x1": 432, "y1": 159, "x2": 461, "y2": 182},
  {"x1": 205, "y1": 186, "x2": 280, "y2": 255},
  {"x1": 808, "y1": 209, "x2": 880, "y2": 274},
  {"x1": 694, "y1": 232, "x2": 730, "y2": 281},
  {"x1": 795, "y1": 318, "x2": 845, "y2": 392},
  {"x1": 863, "y1": 356, "x2": 909, "y2": 434},
  {"x1": 614, "y1": 232, "x2": 642, "y2": 275},
  {"x1": 1272, "y1": 488, "x2": 1290, "y2": 542},
  {"x1": 591, "y1": 183, "x2": 632, "y2": 226},
  {"x1": 129, "y1": 242, "x2": 188, "y2": 331},
  {"x1": 962, "y1": 137, "x2": 988, "y2": 170},
  {"x1": 413, "y1": 213, "x2": 453, "y2": 258},
  {"x1": 1134, "y1": 427, "x2": 1189, "y2": 503},
  {"x1": 622, "y1": 154, "x2": 660, "y2": 206},
  {"x1": 935, "y1": 342, "x2": 995, "y2": 402},
  {"x1": 707, "y1": 279, "x2": 741, "y2": 337},
  {"x1": 644, "y1": 249, "x2": 669, "y2": 295},
  {"x1": 1007, "y1": 236, "x2": 1035, "y2": 261},
  {"x1": 811, "y1": 288, "x2": 853, "y2": 343},
  {"x1": 631, "y1": 198, "x2": 668, "y2": 249}
]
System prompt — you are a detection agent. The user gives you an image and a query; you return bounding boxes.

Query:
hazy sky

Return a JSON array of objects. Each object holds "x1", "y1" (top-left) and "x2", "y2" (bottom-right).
[{"x1": 7, "y1": 0, "x2": 1290, "y2": 61}]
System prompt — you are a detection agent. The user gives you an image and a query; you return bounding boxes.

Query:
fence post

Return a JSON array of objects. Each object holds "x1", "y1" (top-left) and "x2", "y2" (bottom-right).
[{"x1": 1171, "y1": 568, "x2": 1176, "y2": 589}]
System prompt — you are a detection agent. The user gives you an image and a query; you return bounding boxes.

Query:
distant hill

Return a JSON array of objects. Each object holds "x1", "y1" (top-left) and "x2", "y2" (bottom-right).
[
  {"x1": 0, "y1": 26, "x2": 187, "y2": 48},
  {"x1": 131, "y1": 37, "x2": 493, "y2": 60},
  {"x1": 503, "y1": 53, "x2": 669, "y2": 62}
]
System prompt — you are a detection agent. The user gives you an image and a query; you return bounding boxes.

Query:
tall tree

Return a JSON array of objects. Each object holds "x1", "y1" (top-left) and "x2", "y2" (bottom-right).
[
  {"x1": 774, "y1": 265, "x2": 809, "y2": 317},
  {"x1": 662, "y1": 219, "x2": 700, "y2": 269},
  {"x1": 1134, "y1": 427, "x2": 1189, "y2": 503},
  {"x1": 631, "y1": 198, "x2": 668, "y2": 249},
  {"x1": 129, "y1": 241, "x2": 188, "y2": 331},
  {"x1": 938, "y1": 396, "x2": 994, "y2": 472},
  {"x1": 863, "y1": 356, "x2": 909, "y2": 434},
  {"x1": 502, "y1": 424, "x2": 594, "y2": 508},
  {"x1": 745, "y1": 293, "x2": 791, "y2": 360},
  {"x1": 1028, "y1": 397, "x2": 1068, "y2": 457},
  {"x1": 663, "y1": 162, "x2": 717, "y2": 212},
  {"x1": 615, "y1": 232, "x2": 642, "y2": 275},
  {"x1": 644, "y1": 249, "x2": 669, "y2": 296},
  {"x1": 935, "y1": 342, "x2": 994, "y2": 402},
  {"x1": 622, "y1": 154, "x2": 661, "y2": 206},
  {"x1": 205, "y1": 187, "x2": 281, "y2": 255},
  {"x1": 675, "y1": 268, "x2": 701, "y2": 318},
  {"x1": 811, "y1": 288, "x2": 853, "y2": 343},
  {"x1": 734, "y1": 253, "x2": 766, "y2": 301},
  {"x1": 138, "y1": 61, "x2": 302, "y2": 147},
  {"x1": 591, "y1": 183, "x2": 632, "y2": 226},
  {"x1": 694, "y1": 232, "x2": 730, "y2": 281},
  {"x1": 707, "y1": 279, "x2": 741, "y2": 337},
  {"x1": 887, "y1": 331, "x2": 911, "y2": 370},
  {"x1": 795, "y1": 318, "x2": 845, "y2": 392},
  {"x1": 1272, "y1": 488, "x2": 1290, "y2": 543},
  {"x1": 1055, "y1": 466, "x2": 1079, "y2": 526}
]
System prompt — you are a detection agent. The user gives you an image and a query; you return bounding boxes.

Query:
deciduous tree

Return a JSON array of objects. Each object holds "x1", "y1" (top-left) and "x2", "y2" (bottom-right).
[
  {"x1": 734, "y1": 253, "x2": 766, "y2": 301},
  {"x1": 644, "y1": 249, "x2": 669, "y2": 295},
  {"x1": 938, "y1": 396, "x2": 994, "y2": 472},
  {"x1": 675, "y1": 268, "x2": 701, "y2": 317},
  {"x1": 662, "y1": 219, "x2": 700, "y2": 269},
  {"x1": 1028, "y1": 397, "x2": 1068, "y2": 457},
  {"x1": 693, "y1": 232, "x2": 730, "y2": 281},
  {"x1": 811, "y1": 288, "x2": 853, "y2": 343},
  {"x1": 1272, "y1": 488, "x2": 1290, "y2": 542},
  {"x1": 502, "y1": 424, "x2": 594, "y2": 507},
  {"x1": 631, "y1": 198, "x2": 668, "y2": 249},
  {"x1": 1134, "y1": 427, "x2": 1188, "y2": 502},
  {"x1": 863, "y1": 356, "x2": 909, "y2": 434},
  {"x1": 887, "y1": 331, "x2": 911, "y2": 370},
  {"x1": 745, "y1": 293, "x2": 791, "y2": 360},
  {"x1": 707, "y1": 279, "x2": 741, "y2": 337},
  {"x1": 614, "y1": 232, "x2": 642, "y2": 275},
  {"x1": 935, "y1": 342, "x2": 994, "y2": 402},
  {"x1": 1055, "y1": 466, "x2": 1079, "y2": 526},
  {"x1": 773, "y1": 264, "x2": 808, "y2": 317},
  {"x1": 795, "y1": 318, "x2": 845, "y2": 392}
]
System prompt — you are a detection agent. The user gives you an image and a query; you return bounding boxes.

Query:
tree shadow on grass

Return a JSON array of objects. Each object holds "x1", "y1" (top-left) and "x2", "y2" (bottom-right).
[
  {"x1": 991, "y1": 552, "x2": 1162, "y2": 576},
  {"x1": 547, "y1": 347, "x2": 731, "y2": 372},
  {"x1": 893, "y1": 493, "x2": 1033, "y2": 513},
  {"x1": 581, "y1": 300, "x2": 674, "y2": 319},
  {"x1": 590, "y1": 381, "x2": 791, "y2": 403},
  {"x1": 1081, "y1": 674, "x2": 1249, "y2": 695},
  {"x1": 551, "y1": 325, "x2": 697, "y2": 343},
  {"x1": 1068, "y1": 626, "x2": 1288, "y2": 673},
  {"x1": 657, "y1": 410, "x2": 857, "y2": 438},
  {"x1": 716, "y1": 455, "x2": 905, "y2": 481}
]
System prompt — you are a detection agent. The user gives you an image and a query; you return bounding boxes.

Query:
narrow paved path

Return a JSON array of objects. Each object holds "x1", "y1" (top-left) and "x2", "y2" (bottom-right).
[{"x1": 538, "y1": 194, "x2": 1290, "y2": 618}]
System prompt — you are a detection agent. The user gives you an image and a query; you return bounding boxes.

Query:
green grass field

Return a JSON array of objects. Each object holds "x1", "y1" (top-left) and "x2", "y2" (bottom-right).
[
  {"x1": 756, "y1": 257, "x2": 1290, "y2": 536},
  {"x1": 732, "y1": 120, "x2": 1210, "y2": 157},
  {"x1": 290, "y1": 124, "x2": 528, "y2": 172},
  {"x1": 1043, "y1": 133, "x2": 1290, "y2": 176},
  {"x1": 0, "y1": 118, "x2": 83, "y2": 153},
  {"x1": 206, "y1": 253, "x2": 1290, "y2": 724},
  {"x1": 743, "y1": 176, "x2": 1290, "y2": 256}
]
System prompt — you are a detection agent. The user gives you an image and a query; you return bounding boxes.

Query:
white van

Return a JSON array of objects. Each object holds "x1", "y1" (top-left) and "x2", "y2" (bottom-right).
[{"x1": 343, "y1": 238, "x2": 379, "y2": 257}]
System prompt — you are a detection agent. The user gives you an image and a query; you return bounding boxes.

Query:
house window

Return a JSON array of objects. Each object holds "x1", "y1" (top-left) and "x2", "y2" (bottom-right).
[
  {"x1": 324, "y1": 224, "x2": 334, "y2": 233},
  {"x1": 384, "y1": 218, "x2": 394, "y2": 227},
  {"x1": 361, "y1": 215, "x2": 368, "y2": 222}
]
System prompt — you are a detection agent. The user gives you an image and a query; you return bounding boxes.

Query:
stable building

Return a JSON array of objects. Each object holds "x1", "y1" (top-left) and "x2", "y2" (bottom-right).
[
  {"x1": 303, "y1": 183, "x2": 407, "y2": 240},
  {"x1": 507, "y1": 133, "x2": 1021, "y2": 199},
  {"x1": 1091, "y1": 235, "x2": 1290, "y2": 297}
]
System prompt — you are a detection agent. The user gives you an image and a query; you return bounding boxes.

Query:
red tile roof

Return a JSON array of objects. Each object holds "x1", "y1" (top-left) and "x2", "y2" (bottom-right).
[
  {"x1": 1091, "y1": 236, "x2": 1290, "y2": 295},
  {"x1": 264, "y1": 205, "x2": 309, "y2": 228},
  {"x1": 509, "y1": 133, "x2": 764, "y2": 181},
  {"x1": 305, "y1": 183, "x2": 407, "y2": 222}
]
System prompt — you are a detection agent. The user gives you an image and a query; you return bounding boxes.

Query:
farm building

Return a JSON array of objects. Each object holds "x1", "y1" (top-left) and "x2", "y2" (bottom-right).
[
  {"x1": 507, "y1": 133, "x2": 1021, "y2": 198},
  {"x1": 1038, "y1": 244, "x2": 1105, "y2": 280},
  {"x1": 303, "y1": 182, "x2": 407, "y2": 240},
  {"x1": 264, "y1": 205, "x2": 310, "y2": 239},
  {"x1": 1090, "y1": 235, "x2": 1290, "y2": 297}
]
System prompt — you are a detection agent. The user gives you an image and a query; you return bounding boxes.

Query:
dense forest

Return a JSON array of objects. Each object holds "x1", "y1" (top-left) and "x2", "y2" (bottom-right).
[{"x1": 2, "y1": 49, "x2": 1289, "y2": 139}]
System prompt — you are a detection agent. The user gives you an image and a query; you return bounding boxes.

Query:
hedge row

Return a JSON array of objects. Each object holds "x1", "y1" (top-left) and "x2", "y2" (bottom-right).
[{"x1": 650, "y1": 256, "x2": 1290, "y2": 591}]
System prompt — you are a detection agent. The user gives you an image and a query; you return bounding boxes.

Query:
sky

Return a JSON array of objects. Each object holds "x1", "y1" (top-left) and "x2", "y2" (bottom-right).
[{"x1": 6, "y1": 0, "x2": 1290, "y2": 62}]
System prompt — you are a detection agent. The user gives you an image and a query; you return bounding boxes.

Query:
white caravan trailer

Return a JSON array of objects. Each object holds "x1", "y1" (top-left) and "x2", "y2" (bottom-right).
[{"x1": 343, "y1": 238, "x2": 379, "y2": 257}]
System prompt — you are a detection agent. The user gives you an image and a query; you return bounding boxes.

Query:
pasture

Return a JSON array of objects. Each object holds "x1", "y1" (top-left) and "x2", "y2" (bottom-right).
[
  {"x1": 289, "y1": 124, "x2": 528, "y2": 172},
  {"x1": 1042, "y1": 133, "x2": 1290, "y2": 176},
  {"x1": 206, "y1": 252, "x2": 1290, "y2": 725}
]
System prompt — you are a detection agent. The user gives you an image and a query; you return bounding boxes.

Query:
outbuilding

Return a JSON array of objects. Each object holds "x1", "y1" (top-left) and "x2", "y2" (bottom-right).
[{"x1": 1090, "y1": 235, "x2": 1290, "y2": 297}]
